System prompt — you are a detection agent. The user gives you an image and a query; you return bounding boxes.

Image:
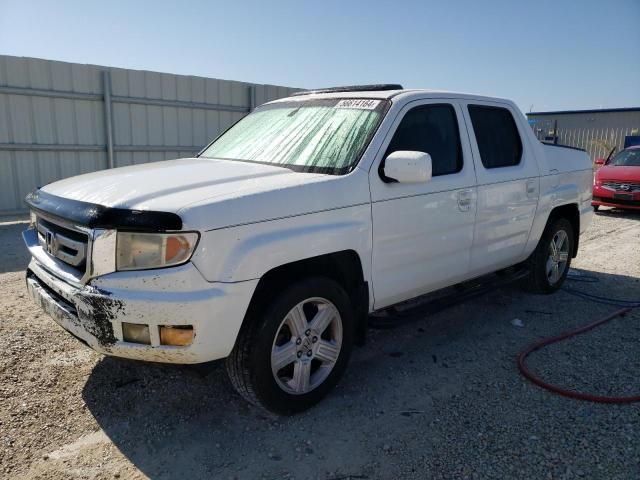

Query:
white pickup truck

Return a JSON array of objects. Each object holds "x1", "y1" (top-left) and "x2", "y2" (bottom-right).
[{"x1": 23, "y1": 85, "x2": 593, "y2": 413}]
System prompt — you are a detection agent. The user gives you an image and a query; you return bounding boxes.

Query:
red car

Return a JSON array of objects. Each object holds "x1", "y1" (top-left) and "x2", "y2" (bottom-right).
[{"x1": 592, "y1": 145, "x2": 640, "y2": 211}]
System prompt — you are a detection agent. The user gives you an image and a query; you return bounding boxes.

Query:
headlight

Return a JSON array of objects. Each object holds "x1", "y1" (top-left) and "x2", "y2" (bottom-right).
[{"x1": 116, "y1": 232, "x2": 199, "y2": 271}]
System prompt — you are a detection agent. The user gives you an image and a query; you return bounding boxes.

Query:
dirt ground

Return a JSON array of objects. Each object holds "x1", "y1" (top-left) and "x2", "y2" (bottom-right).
[{"x1": 1, "y1": 209, "x2": 639, "y2": 480}]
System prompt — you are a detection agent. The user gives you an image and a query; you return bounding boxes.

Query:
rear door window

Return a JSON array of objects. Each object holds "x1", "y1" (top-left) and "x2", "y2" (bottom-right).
[{"x1": 468, "y1": 105, "x2": 522, "y2": 169}]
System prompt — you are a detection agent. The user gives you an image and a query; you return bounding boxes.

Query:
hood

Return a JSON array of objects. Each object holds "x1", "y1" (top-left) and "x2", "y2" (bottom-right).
[
  {"x1": 41, "y1": 158, "x2": 370, "y2": 230},
  {"x1": 42, "y1": 158, "x2": 321, "y2": 209},
  {"x1": 595, "y1": 165, "x2": 640, "y2": 182}
]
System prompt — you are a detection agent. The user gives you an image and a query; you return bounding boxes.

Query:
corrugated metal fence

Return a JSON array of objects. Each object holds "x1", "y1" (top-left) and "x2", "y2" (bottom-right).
[
  {"x1": 0, "y1": 55, "x2": 299, "y2": 214},
  {"x1": 528, "y1": 110, "x2": 640, "y2": 162},
  {"x1": 532, "y1": 125, "x2": 639, "y2": 161}
]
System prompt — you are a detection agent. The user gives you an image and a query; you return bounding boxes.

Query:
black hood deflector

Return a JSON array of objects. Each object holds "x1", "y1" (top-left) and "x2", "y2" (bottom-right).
[{"x1": 25, "y1": 189, "x2": 183, "y2": 231}]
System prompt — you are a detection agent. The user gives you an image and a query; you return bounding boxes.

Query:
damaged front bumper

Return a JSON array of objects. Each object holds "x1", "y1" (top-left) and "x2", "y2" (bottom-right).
[{"x1": 25, "y1": 259, "x2": 258, "y2": 364}]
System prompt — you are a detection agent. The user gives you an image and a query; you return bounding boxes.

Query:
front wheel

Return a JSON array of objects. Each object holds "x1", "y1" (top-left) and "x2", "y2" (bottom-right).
[
  {"x1": 522, "y1": 217, "x2": 574, "y2": 294},
  {"x1": 226, "y1": 277, "x2": 354, "y2": 414}
]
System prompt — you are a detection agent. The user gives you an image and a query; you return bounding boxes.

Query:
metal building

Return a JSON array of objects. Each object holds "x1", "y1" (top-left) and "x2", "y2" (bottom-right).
[
  {"x1": 526, "y1": 107, "x2": 640, "y2": 161},
  {"x1": 0, "y1": 55, "x2": 299, "y2": 215}
]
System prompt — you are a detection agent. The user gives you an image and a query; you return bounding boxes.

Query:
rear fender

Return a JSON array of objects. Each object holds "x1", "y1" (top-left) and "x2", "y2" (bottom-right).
[{"x1": 524, "y1": 170, "x2": 592, "y2": 258}]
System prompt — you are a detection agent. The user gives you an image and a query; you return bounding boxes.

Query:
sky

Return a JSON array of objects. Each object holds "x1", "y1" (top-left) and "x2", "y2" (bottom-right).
[{"x1": 1, "y1": 0, "x2": 639, "y2": 114}]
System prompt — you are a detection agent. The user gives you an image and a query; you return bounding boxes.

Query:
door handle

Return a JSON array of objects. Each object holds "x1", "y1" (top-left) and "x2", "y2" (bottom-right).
[
  {"x1": 526, "y1": 179, "x2": 538, "y2": 198},
  {"x1": 457, "y1": 189, "x2": 473, "y2": 212}
]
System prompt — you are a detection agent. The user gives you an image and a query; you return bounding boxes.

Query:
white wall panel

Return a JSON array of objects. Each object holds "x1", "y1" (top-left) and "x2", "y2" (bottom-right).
[
  {"x1": 147, "y1": 105, "x2": 164, "y2": 145},
  {"x1": 0, "y1": 95, "x2": 10, "y2": 142},
  {"x1": 0, "y1": 151, "x2": 17, "y2": 208},
  {"x1": 0, "y1": 55, "x2": 299, "y2": 213},
  {"x1": 54, "y1": 97, "x2": 78, "y2": 144}
]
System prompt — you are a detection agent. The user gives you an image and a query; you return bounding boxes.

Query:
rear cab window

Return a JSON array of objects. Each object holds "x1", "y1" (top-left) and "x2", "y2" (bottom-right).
[{"x1": 467, "y1": 105, "x2": 522, "y2": 169}]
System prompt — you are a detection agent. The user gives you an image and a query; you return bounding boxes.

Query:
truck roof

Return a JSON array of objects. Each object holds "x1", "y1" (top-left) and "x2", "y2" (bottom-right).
[{"x1": 267, "y1": 85, "x2": 513, "y2": 106}]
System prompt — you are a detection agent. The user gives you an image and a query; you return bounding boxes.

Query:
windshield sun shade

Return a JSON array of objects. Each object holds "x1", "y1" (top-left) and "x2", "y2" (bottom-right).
[{"x1": 200, "y1": 98, "x2": 390, "y2": 175}]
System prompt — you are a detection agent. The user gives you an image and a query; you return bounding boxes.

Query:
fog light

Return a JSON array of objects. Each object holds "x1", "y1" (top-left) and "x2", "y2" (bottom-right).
[
  {"x1": 122, "y1": 323, "x2": 151, "y2": 344},
  {"x1": 159, "y1": 326, "x2": 194, "y2": 346}
]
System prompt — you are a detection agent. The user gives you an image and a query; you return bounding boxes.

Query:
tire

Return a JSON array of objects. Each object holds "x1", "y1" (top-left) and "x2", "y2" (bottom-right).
[
  {"x1": 225, "y1": 276, "x2": 354, "y2": 414},
  {"x1": 522, "y1": 217, "x2": 574, "y2": 294},
  {"x1": 593, "y1": 205, "x2": 600, "y2": 212}
]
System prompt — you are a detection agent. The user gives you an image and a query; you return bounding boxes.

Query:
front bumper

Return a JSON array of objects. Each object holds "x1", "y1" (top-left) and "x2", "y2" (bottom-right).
[
  {"x1": 592, "y1": 186, "x2": 640, "y2": 210},
  {"x1": 26, "y1": 259, "x2": 258, "y2": 364}
]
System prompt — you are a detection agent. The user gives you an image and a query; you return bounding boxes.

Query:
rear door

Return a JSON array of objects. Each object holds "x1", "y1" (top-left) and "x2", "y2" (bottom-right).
[
  {"x1": 369, "y1": 100, "x2": 477, "y2": 309},
  {"x1": 461, "y1": 102, "x2": 540, "y2": 276}
]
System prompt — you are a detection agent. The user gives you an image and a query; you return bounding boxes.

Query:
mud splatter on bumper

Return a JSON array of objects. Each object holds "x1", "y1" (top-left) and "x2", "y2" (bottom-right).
[
  {"x1": 25, "y1": 260, "x2": 258, "y2": 364},
  {"x1": 26, "y1": 270, "x2": 122, "y2": 350}
]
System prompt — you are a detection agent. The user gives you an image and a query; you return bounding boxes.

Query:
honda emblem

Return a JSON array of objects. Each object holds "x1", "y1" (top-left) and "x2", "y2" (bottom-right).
[{"x1": 45, "y1": 231, "x2": 57, "y2": 255}]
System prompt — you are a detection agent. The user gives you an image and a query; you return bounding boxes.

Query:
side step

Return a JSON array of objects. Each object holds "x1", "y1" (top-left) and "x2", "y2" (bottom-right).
[{"x1": 369, "y1": 266, "x2": 530, "y2": 329}]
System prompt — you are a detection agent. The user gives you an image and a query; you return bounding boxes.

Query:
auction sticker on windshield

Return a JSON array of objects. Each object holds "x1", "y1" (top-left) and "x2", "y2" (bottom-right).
[{"x1": 336, "y1": 99, "x2": 381, "y2": 109}]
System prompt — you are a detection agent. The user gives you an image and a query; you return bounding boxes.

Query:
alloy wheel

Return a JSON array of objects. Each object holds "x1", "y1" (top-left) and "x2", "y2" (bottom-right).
[
  {"x1": 546, "y1": 229, "x2": 570, "y2": 284},
  {"x1": 270, "y1": 297, "x2": 343, "y2": 395}
]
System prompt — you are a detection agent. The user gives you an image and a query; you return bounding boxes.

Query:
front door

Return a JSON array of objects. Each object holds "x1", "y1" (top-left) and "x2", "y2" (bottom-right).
[{"x1": 369, "y1": 100, "x2": 477, "y2": 309}]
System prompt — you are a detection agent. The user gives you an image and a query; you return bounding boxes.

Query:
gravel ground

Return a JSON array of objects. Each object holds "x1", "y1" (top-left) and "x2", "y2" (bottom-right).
[{"x1": 1, "y1": 209, "x2": 639, "y2": 480}]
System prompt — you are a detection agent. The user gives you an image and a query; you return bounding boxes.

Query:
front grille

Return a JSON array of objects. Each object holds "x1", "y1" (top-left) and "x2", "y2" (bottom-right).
[
  {"x1": 35, "y1": 216, "x2": 89, "y2": 270},
  {"x1": 601, "y1": 181, "x2": 640, "y2": 193}
]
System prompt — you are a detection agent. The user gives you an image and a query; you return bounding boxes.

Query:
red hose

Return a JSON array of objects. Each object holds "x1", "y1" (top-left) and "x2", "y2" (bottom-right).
[{"x1": 517, "y1": 307, "x2": 640, "y2": 404}]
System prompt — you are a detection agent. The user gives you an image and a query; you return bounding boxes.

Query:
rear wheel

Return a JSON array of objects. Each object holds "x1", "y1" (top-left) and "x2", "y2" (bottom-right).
[
  {"x1": 226, "y1": 277, "x2": 354, "y2": 414},
  {"x1": 593, "y1": 205, "x2": 600, "y2": 212},
  {"x1": 522, "y1": 217, "x2": 574, "y2": 294}
]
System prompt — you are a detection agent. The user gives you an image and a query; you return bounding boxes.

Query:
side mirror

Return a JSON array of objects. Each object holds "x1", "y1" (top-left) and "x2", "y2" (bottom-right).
[
  {"x1": 383, "y1": 151, "x2": 432, "y2": 184},
  {"x1": 594, "y1": 158, "x2": 606, "y2": 166}
]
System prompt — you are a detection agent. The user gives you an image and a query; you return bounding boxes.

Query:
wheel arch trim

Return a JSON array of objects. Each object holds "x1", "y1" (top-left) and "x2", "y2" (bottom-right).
[{"x1": 235, "y1": 250, "x2": 370, "y2": 351}]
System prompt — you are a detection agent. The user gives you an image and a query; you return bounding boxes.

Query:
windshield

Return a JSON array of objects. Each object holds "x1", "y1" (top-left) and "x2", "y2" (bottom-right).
[
  {"x1": 200, "y1": 98, "x2": 389, "y2": 175},
  {"x1": 609, "y1": 148, "x2": 640, "y2": 167}
]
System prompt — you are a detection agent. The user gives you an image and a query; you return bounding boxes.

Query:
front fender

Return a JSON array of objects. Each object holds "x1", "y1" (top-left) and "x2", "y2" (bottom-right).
[{"x1": 190, "y1": 205, "x2": 373, "y2": 284}]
